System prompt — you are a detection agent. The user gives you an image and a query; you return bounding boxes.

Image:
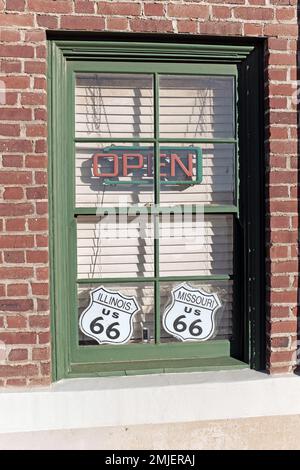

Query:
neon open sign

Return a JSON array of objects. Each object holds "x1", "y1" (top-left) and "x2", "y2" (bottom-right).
[{"x1": 92, "y1": 146, "x2": 202, "y2": 185}]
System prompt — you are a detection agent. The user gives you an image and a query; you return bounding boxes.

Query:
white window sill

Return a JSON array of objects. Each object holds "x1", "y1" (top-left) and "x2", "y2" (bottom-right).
[{"x1": 0, "y1": 369, "x2": 299, "y2": 434}]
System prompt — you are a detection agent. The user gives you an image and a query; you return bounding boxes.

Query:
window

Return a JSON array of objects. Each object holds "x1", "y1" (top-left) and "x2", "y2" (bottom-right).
[{"x1": 49, "y1": 38, "x2": 265, "y2": 379}]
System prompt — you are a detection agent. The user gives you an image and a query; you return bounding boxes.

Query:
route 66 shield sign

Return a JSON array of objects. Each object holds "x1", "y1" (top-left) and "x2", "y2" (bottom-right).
[
  {"x1": 163, "y1": 283, "x2": 222, "y2": 342},
  {"x1": 79, "y1": 286, "x2": 140, "y2": 345}
]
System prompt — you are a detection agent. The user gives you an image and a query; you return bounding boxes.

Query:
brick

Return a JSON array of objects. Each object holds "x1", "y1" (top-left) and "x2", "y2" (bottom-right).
[
  {"x1": 276, "y1": 7, "x2": 296, "y2": 21},
  {"x1": 36, "y1": 14, "x2": 58, "y2": 29},
  {"x1": 271, "y1": 320, "x2": 297, "y2": 335},
  {"x1": 26, "y1": 250, "x2": 48, "y2": 263},
  {"x1": 37, "y1": 299, "x2": 49, "y2": 312},
  {"x1": 3, "y1": 187, "x2": 24, "y2": 200},
  {"x1": 269, "y1": 276, "x2": 290, "y2": 288},
  {"x1": 25, "y1": 155, "x2": 47, "y2": 168},
  {"x1": 34, "y1": 140, "x2": 47, "y2": 153},
  {"x1": 0, "y1": 140, "x2": 33, "y2": 153},
  {"x1": 34, "y1": 109, "x2": 47, "y2": 121},
  {"x1": 271, "y1": 261, "x2": 298, "y2": 274},
  {"x1": 0, "y1": 30, "x2": 21, "y2": 41},
  {"x1": 264, "y1": 23, "x2": 298, "y2": 37},
  {"x1": 21, "y1": 93, "x2": 46, "y2": 106},
  {"x1": 0, "y1": 13, "x2": 34, "y2": 27},
  {"x1": 26, "y1": 187, "x2": 47, "y2": 200},
  {"x1": 6, "y1": 378, "x2": 27, "y2": 386},
  {"x1": 28, "y1": 218, "x2": 48, "y2": 231},
  {"x1": 1, "y1": 300, "x2": 32, "y2": 313},
  {"x1": 211, "y1": 6, "x2": 231, "y2": 19},
  {"x1": 0, "y1": 331, "x2": 36, "y2": 344},
  {"x1": 270, "y1": 231, "x2": 298, "y2": 244},
  {"x1": 268, "y1": 54, "x2": 296, "y2": 67},
  {"x1": 0, "y1": 171, "x2": 31, "y2": 185},
  {"x1": 24, "y1": 30, "x2": 45, "y2": 42},
  {"x1": 269, "y1": 246, "x2": 289, "y2": 258},
  {"x1": 269, "y1": 200, "x2": 297, "y2": 213},
  {"x1": 24, "y1": 61, "x2": 46, "y2": 74},
  {"x1": 97, "y1": 2, "x2": 141, "y2": 16},
  {"x1": 36, "y1": 235, "x2": 48, "y2": 247},
  {"x1": 36, "y1": 267, "x2": 48, "y2": 281},
  {"x1": 167, "y1": 4, "x2": 209, "y2": 19},
  {"x1": 60, "y1": 15, "x2": 105, "y2": 30},
  {"x1": 74, "y1": 1, "x2": 94, "y2": 13},
  {"x1": 6, "y1": 219, "x2": 26, "y2": 231},
  {"x1": 6, "y1": 0, "x2": 25, "y2": 11},
  {"x1": 35, "y1": 202, "x2": 48, "y2": 216},
  {"x1": 269, "y1": 112, "x2": 297, "y2": 125},
  {"x1": 8, "y1": 348, "x2": 28, "y2": 361},
  {"x1": 4, "y1": 251, "x2": 25, "y2": 263},
  {"x1": 177, "y1": 20, "x2": 197, "y2": 34},
  {"x1": 35, "y1": 171, "x2": 47, "y2": 185},
  {"x1": 269, "y1": 290, "x2": 298, "y2": 303},
  {"x1": 34, "y1": 77, "x2": 46, "y2": 89},
  {"x1": 28, "y1": 0, "x2": 72, "y2": 13},
  {"x1": 0, "y1": 61, "x2": 21, "y2": 73},
  {"x1": 243, "y1": 24, "x2": 264, "y2": 36},
  {"x1": 234, "y1": 7, "x2": 274, "y2": 20},
  {"x1": 0, "y1": 235, "x2": 34, "y2": 248},
  {"x1": 0, "y1": 107, "x2": 31, "y2": 120},
  {"x1": 0, "y1": 203, "x2": 34, "y2": 217},
  {"x1": 0, "y1": 45, "x2": 34, "y2": 58},
  {"x1": 31, "y1": 283, "x2": 48, "y2": 295},
  {"x1": 144, "y1": 3, "x2": 164, "y2": 16},
  {"x1": 40, "y1": 362, "x2": 50, "y2": 376},
  {"x1": 130, "y1": 18, "x2": 173, "y2": 33},
  {"x1": 0, "y1": 267, "x2": 33, "y2": 279},
  {"x1": 0, "y1": 124, "x2": 20, "y2": 137},
  {"x1": 32, "y1": 347, "x2": 49, "y2": 361},
  {"x1": 271, "y1": 337, "x2": 289, "y2": 348},
  {"x1": 7, "y1": 284, "x2": 28, "y2": 296},
  {"x1": 28, "y1": 377, "x2": 50, "y2": 386},
  {"x1": 38, "y1": 331, "x2": 50, "y2": 344},
  {"x1": 199, "y1": 22, "x2": 242, "y2": 36},
  {"x1": 26, "y1": 124, "x2": 47, "y2": 137},
  {"x1": 106, "y1": 17, "x2": 128, "y2": 31},
  {"x1": 29, "y1": 315, "x2": 50, "y2": 328},
  {"x1": 0, "y1": 364, "x2": 38, "y2": 377},
  {"x1": 0, "y1": 285, "x2": 5, "y2": 297},
  {"x1": 270, "y1": 351, "x2": 295, "y2": 363}
]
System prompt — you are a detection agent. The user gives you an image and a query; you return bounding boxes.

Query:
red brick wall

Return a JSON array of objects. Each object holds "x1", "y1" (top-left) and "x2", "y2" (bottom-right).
[{"x1": 0, "y1": 0, "x2": 298, "y2": 386}]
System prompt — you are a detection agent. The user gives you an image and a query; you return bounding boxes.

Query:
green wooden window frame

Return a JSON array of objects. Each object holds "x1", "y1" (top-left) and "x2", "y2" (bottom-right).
[{"x1": 48, "y1": 36, "x2": 265, "y2": 380}]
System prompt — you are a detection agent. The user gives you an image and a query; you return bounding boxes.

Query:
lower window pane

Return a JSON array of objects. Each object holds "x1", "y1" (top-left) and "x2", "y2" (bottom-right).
[
  {"x1": 160, "y1": 280, "x2": 233, "y2": 343},
  {"x1": 78, "y1": 283, "x2": 155, "y2": 346}
]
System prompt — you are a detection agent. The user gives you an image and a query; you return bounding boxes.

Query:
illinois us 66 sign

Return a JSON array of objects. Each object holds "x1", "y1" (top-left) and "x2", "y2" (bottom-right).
[
  {"x1": 79, "y1": 286, "x2": 140, "y2": 345},
  {"x1": 163, "y1": 283, "x2": 222, "y2": 342}
]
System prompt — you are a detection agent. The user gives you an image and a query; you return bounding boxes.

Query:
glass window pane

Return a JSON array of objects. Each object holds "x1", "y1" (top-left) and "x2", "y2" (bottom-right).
[
  {"x1": 78, "y1": 283, "x2": 155, "y2": 345},
  {"x1": 159, "y1": 143, "x2": 235, "y2": 206},
  {"x1": 75, "y1": 73, "x2": 153, "y2": 138},
  {"x1": 77, "y1": 214, "x2": 154, "y2": 279},
  {"x1": 159, "y1": 214, "x2": 233, "y2": 277},
  {"x1": 159, "y1": 75, "x2": 235, "y2": 139},
  {"x1": 160, "y1": 280, "x2": 233, "y2": 343},
  {"x1": 75, "y1": 143, "x2": 154, "y2": 207}
]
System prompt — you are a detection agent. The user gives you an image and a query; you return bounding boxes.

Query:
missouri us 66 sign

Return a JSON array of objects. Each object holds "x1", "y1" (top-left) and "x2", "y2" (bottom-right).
[
  {"x1": 79, "y1": 286, "x2": 140, "y2": 345},
  {"x1": 163, "y1": 283, "x2": 222, "y2": 342}
]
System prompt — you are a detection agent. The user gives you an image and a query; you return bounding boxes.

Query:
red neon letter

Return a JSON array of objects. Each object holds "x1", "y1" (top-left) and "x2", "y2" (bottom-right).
[
  {"x1": 92, "y1": 153, "x2": 119, "y2": 177},
  {"x1": 170, "y1": 153, "x2": 193, "y2": 178},
  {"x1": 123, "y1": 153, "x2": 143, "y2": 177},
  {"x1": 160, "y1": 153, "x2": 167, "y2": 177}
]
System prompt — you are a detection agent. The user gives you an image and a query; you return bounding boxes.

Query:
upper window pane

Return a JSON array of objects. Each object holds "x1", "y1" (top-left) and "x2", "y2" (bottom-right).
[
  {"x1": 159, "y1": 75, "x2": 235, "y2": 139},
  {"x1": 75, "y1": 73, "x2": 154, "y2": 138}
]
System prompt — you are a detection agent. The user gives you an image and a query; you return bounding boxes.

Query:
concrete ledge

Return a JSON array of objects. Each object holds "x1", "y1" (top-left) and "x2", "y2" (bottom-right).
[{"x1": 0, "y1": 369, "x2": 299, "y2": 434}]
